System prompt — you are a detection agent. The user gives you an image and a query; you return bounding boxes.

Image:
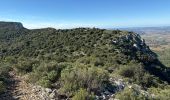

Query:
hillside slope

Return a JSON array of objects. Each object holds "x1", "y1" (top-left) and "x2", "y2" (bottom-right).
[{"x1": 0, "y1": 22, "x2": 170, "y2": 100}]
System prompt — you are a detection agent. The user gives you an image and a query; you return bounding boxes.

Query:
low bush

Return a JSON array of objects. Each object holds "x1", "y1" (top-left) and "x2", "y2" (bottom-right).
[
  {"x1": 27, "y1": 72, "x2": 42, "y2": 83},
  {"x1": 37, "y1": 77, "x2": 52, "y2": 88},
  {"x1": 118, "y1": 65, "x2": 135, "y2": 78},
  {"x1": 115, "y1": 87, "x2": 150, "y2": 100},
  {"x1": 72, "y1": 88, "x2": 94, "y2": 100},
  {"x1": 117, "y1": 62, "x2": 160, "y2": 88},
  {"x1": 35, "y1": 61, "x2": 58, "y2": 72},
  {"x1": 0, "y1": 63, "x2": 10, "y2": 94},
  {"x1": 59, "y1": 64, "x2": 109, "y2": 96},
  {"x1": 15, "y1": 61, "x2": 33, "y2": 74},
  {"x1": 149, "y1": 86, "x2": 170, "y2": 100},
  {"x1": 0, "y1": 81, "x2": 6, "y2": 94},
  {"x1": 27, "y1": 62, "x2": 66, "y2": 88},
  {"x1": 14, "y1": 58, "x2": 38, "y2": 74},
  {"x1": 94, "y1": 58, "x2": 104, "y2": 67},
  {"x1": 47, "y1": 70, "x2": 58, "y2": 82},
  {"x1": 36, "y1": 70, "x2": 58, "y2": 88}
]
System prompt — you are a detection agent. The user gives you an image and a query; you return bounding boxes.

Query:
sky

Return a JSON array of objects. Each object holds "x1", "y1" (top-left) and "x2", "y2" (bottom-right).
[{"x1": 0, "y1": 0, "x2": 170, "y2": 29}]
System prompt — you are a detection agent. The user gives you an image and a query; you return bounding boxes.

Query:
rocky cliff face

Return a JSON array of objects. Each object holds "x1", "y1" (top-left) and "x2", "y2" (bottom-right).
[
  {"x1": 112, "y1": 32, "x2": 170, "y2": 82},
  {"x1": 0, "y1": 21, "x2": 24, "y2": 30},
  {"x1": 113, "y1": 32, "x2": 157, "y2": 62}
]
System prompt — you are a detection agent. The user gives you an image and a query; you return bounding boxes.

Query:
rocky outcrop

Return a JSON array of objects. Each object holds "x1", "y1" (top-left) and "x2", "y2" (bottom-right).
[
  {"x1": 112, "y1": 32, "x2": 157, "y2": 63},
  {"x1": 94, "y1": 77, "x2": 155, "y2": 100},
  {"x1": 0, "y1": 21, "x2": 24, "y2": 30}
]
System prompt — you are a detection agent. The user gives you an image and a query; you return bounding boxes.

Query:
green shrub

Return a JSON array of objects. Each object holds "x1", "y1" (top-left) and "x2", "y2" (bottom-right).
[
  {"x1": 117, "y1": 63, "x2": 160, "y2": 88},
  {"x1": 118, "y1": 64, "x2": 136, "y2": 78},
  {"x1": 27, "y1": 62, "x2": 65, "y2": 87},
  {"x1": 115, "y1": 87, "x2": 149, "y2": 100},
  {"x1": 14, "y1": 60, "x2": 36, "y2": 74},
  {"x1": 94, "y1": 59, "x2": 104, "y2": 66},
  {"x1": 27, "y1": 71, "x2": 43, "y2": 83},
  {"x1": 37, "y1": 77, "x2": 52, "y2": 88},
  {"x1": 56, "y1": 56, "x2": 66, "y2": 62},
  {"x1": 27, "y1": 71, "x2": 55, "y2": 88},
  {"x1": 47, "y1": 70, "x2": 58, "y2": 82},
  {"x1": 35, "y1": 61, "x2": 58, "y2": 72},
  {"x1": 134, "y1": 72, "x2": 159, "y2": 88},
  {"x1": 0, "y1": 81, "x2": 6, "y2": 94},
  {"x1": 72, "y1": 88, "x2": 94, "y2": 100},
  {"x1": 59, "y1": 64, "x2": 109, "y2": 96},
  {"x1": 149, "y1": 86, "x2": 170, "y2": 100},
  {"x1": 4, "y1": 56, "x2": 17, "y2": 64},
  {"x1": 15, "y1": 62, "x2": 32, "y2": 73},
  {"x1": 0, "y1": 63, "x2": 10, "y2": 94}
]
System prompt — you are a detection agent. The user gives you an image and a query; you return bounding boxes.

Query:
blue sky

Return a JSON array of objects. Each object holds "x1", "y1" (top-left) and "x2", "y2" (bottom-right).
[{"x1": 0, "y1": 0, "x2": 170, "y2": 29}]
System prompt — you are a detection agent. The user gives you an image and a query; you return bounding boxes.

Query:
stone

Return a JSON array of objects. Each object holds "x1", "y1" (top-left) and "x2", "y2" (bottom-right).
[
  {"x1": 128, "y1": 85, "x2": 132, "y2": 89},
  {"x1": 102, "y1": 94, "x2": 106, "y2": 99},
  {"x1": 95, "y1": 96, "x2": 99, "y2": 100},
  {"x1": 45, "y1": 88, "x2": 52, "y2": 93},
  {"x1": 109, "y1": 98, "x2": 114, "y2": 100},
  {"x1": 49, "y1": 92, "x2": 56, "y2": 99},
  {"x1": 112, "y1": 40, "x2": 117, "y2": 44},
  {"x1": 104, "y1": 91, "x2": 111, "y2": 95}
]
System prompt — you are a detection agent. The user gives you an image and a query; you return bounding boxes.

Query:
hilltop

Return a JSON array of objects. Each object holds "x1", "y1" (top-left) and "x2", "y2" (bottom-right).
[{"x1": 0, "y1": 22, "x2": 170, "y2": 100}]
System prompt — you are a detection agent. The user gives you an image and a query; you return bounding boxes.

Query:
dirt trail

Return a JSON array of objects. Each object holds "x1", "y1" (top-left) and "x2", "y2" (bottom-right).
[{"x1": 0, "y1": 71, "x2": 42, "y2": 100}]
